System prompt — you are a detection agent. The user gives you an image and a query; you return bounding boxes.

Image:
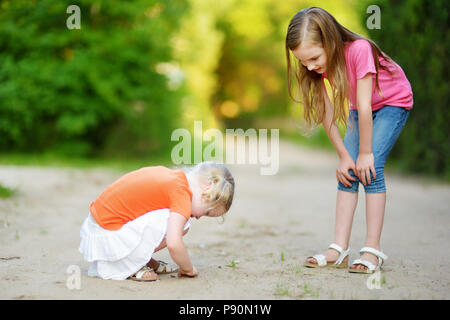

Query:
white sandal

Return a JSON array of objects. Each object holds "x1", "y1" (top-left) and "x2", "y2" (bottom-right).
[
  {"x1": 129, "y1": 266, "x2": 159, "y2": 282},
  {"x1": 155, "y1": 260, "x2": 178, "y2": 274},
  {"x1": 304, "y1": 243, "x2": 350, "y2": 269},
  {"x1": 349, "y1": 247, "x2": 388, "y2": 274}
]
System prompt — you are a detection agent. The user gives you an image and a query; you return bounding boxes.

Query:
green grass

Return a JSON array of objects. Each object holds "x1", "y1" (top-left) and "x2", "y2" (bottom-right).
[
  {"x1": 274, "y1": 283, "x2": 290, "y2": 296},
  {"x1": 226, "y1": 259, "x2": 239, "y2": 269},
  {"x1": 302, "y1": 283, "x2": 320, "y2": 299},
  {"x1": 0, "y1": 184, "x2": 16, "y2": 199}
]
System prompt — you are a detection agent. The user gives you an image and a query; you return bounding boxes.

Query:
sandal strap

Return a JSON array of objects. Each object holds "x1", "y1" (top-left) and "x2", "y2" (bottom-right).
[
  {"x1": 135, "y1": 266, "x2": 154, "y2": 279},
  {"x1": 328, "y1": 243, "x2": 350, "y2": 265},
  {"x1": 328, "y1": 243, "x2": 344, "y2": 253},
  {"x1": 310, "y1": 254, "x2": 327, "y2": 267},
  {"x1": 360, "y1": 247, "x2": 387, "y2": 266},
  {"x1": 156, "y1": 260, "x2": 174, "y2": 273},
  {"x1": 351, "y1": 259, "x2": 377, "y2": 271}
]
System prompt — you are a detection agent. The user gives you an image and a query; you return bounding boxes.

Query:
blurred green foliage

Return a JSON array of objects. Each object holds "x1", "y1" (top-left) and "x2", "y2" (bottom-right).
[
  {"x1": 212, "y1": 0, "x2": 364, "y2": 129},
  {"x1": 0, "y1": 0, "x2": 447, "y2": 180},
  {"x1": 360, "y1": 0, "x2": 449, "y2": 179},
  {"x1": 0, "y1": 0, "x2": 361, "y2": 160},
  {"x1": 0, "y1": 0, "x2": 188, "y2": 157},
  {"x1": 0, "y1": 183, "x2": 16, "y2": 198}
]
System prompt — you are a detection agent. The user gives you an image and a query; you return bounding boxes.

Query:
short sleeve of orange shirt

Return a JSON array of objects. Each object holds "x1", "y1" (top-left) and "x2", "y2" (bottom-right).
[{"x1": 89, "y1": 166, "x2": 193, "y2": 230}]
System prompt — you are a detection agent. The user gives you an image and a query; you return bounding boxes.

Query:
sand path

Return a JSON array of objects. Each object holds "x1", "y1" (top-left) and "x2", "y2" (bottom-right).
[{"x1": 1, "y1": 140, "x2": 449, "y2": 299}]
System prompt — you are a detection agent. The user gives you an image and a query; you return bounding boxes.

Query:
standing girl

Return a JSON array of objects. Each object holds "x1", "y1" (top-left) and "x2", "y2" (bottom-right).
[
  {"x1": 79, "y1": 161, "x2": 235, "y2": 281},
  {"x1": 285, "y1": 7, "x2": 413, "y2": 273}
]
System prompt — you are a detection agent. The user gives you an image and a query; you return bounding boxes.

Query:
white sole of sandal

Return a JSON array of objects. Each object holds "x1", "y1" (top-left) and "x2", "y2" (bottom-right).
[
  {"x1": 304, "y1": 243, "x2": 350, "y2": 269},
  {"x1": 348, "y1": 266, "x2": 379, "y2": 274},
  {"x1": 304, "y1": 260, "x2": 349, "y2": 269},
  {"x1": 348, "y1": 247, "x2": 387, "y2": 274}
]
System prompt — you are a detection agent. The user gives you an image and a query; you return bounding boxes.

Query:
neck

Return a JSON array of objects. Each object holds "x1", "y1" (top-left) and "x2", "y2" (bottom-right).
[{"x1": 186, "y1": 172, "x2": 199, "y2": 192}]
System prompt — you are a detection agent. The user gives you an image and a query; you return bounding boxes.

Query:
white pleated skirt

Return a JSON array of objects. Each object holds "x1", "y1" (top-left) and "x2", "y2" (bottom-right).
[{"x1": 78, "y1": 209, "x2": 190, "y2": 280}]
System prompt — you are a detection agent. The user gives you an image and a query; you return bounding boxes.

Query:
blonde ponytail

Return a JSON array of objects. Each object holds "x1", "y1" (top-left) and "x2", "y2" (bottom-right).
[{"x1": 191, "y1": 162, "x2": 235, "y2": 213}]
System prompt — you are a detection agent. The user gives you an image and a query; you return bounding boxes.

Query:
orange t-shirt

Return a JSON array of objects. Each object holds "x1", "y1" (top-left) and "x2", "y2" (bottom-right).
[{"x1": 90, "y1": 166, "x2": 192, "y2": 230}]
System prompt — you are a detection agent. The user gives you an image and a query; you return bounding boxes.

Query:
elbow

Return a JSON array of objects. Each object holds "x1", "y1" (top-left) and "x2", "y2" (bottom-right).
[
  {"x1": 321, "y1": 118, "x2": 333, "y2": 134},
  {"x1": 356, "y1": 102, "x2": 372, "y2": 113}
]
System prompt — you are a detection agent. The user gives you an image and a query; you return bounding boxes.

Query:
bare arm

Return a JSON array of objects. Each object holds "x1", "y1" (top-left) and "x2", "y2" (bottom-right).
[
  {"x1": 322, "y1": 85, "x2": 349, "y2": 158},
  {"x1": 356, "y1": 74, "x2": 373, "y2": 153},
  {"x1": 166, "y1": 212, "x2": 197, "y2": 277},
  {"x1": 355, "y1": 74, "x2": 376, "y2": 185},
  {"x1": 321, "y1": 83, "x2": 356, "y2": 187}
]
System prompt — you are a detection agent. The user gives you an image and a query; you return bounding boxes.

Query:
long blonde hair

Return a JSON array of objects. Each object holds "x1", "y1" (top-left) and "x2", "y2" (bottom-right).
[{"x1": 285, "y1": 7, "x2": 396, "y2": 129}]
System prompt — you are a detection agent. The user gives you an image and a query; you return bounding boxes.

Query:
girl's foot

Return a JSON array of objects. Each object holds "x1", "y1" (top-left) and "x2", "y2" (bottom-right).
[
  {"x1": 305, "y1": 247, "x2": 349, "y2": 266},
  {"x1": 349, "y1": 251, "x2": 379, "y2": 271},
  {"x1": 129, "y1": 266, "x2": 158, "y2": 281}
]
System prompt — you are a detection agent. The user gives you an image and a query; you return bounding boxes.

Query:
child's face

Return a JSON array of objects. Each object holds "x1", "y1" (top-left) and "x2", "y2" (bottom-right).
[
  {"x1": 191, "y1": 201, "x2": 226, "y2": 220},
  {"x1": 190, "y1": 182, "x2": 226, "y2": 220},
  {"x1": 292, "y1": 42, "x2": 327, "y2": 74}
]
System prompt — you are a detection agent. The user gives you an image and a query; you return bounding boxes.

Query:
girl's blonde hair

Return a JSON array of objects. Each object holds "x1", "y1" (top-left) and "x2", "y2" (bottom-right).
[
  {"x1": 285, "y1": 7, "x2": 397, "y2": 129},
  {"x1": 190, "y1": 161, "x2": 235, "y2": 214}
]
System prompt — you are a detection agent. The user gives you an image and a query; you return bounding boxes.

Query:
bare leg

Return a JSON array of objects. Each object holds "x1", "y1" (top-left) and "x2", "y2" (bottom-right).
[
  {"x1": 350, "y1": 192, "x2": 386, "y2": 270},
  {"x1": 334, "y1": 190, "x2": 358, "y2": 248},
  {"x1": 307, "y1": 190, "x2": 358, "y2": 264}
]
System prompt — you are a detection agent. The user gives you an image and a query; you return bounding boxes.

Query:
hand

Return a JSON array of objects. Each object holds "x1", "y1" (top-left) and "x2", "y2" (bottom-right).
[
  {"x1": 178, "y1": 266, "x2": 198, "y2": 278},
  {"x1": 336, "y1": 154, "x2": 357, "y2": 187},
  {"x1": 355, "y1": 152, "x2": 376, "y2": 186}
]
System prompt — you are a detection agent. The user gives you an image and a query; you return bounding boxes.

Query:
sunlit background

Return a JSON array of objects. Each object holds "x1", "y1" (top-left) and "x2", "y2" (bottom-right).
[{"x1": 0, "y1": 0, "x2": 448, "y2": 180}]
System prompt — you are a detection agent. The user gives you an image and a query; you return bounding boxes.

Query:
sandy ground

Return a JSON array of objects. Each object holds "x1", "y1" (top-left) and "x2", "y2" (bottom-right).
[{"x1": 0, "y1": 140, "x2": 449, "y2": 300}]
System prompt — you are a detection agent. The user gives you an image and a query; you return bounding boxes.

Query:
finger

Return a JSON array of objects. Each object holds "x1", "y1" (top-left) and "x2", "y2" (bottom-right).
[
  {"x1": 354, "y1": 168, "x2": 360, "y2": 180},
  {"x1": 336, "y1": 173, "x2": 343, "y2": 184},
  {"x1": 344, "y1": 170, "x2": 356, "y2": 182},
  {"x1": 359, "y1": 169, "x2": 366, "y2": 185},
  {"x1": 352, "y1": 168, "x2": 358, "y2": 181},
  {"x1": 366, "y1": 169, "x2": 372, "y2": 184},
  {"x1": 351, "y1": 166, "x2": 357, "y2": 179},
  {"x1": 371, "y1": 166, "x2": 377, "y2": 180},
  {"x1": 339, "y1": 174, "x2": 351, "y2": 187},
  {"x1": 179, "y1": 273, "x2": 191, "y2": 278}
]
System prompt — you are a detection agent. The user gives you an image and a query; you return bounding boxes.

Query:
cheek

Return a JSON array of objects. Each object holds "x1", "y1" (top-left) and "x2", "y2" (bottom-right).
[
  {"x1": 190, "y1": 201, "x2": 199, "y2": 214},
  {"x1": 192, "y1": 199, "x2": 206, "y2": 215},
  {"x1": 194, "y1": 201, "x2": 203, "y2": 212}
]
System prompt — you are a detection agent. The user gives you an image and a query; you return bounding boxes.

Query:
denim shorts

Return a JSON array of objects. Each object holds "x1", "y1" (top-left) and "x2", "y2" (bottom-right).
[{"x1": 337, "y1": 105, "x2": 410, "y2": 193}]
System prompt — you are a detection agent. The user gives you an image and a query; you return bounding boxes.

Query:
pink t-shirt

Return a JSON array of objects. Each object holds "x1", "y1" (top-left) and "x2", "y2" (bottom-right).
[{"x1": 323, "y1": 39, "x2": 413, "y2": 111}]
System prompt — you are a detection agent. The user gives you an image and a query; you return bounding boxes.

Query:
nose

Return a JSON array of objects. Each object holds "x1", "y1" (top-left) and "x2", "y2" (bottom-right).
[{"x1": 307, "y1": 64, "x2": 316, "y2": 71}]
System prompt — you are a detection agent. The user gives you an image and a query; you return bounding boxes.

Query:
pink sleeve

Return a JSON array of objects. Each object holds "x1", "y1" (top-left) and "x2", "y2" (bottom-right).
[{"x1": 352, "y1": 40, "x2": 377, "y2": 79}]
